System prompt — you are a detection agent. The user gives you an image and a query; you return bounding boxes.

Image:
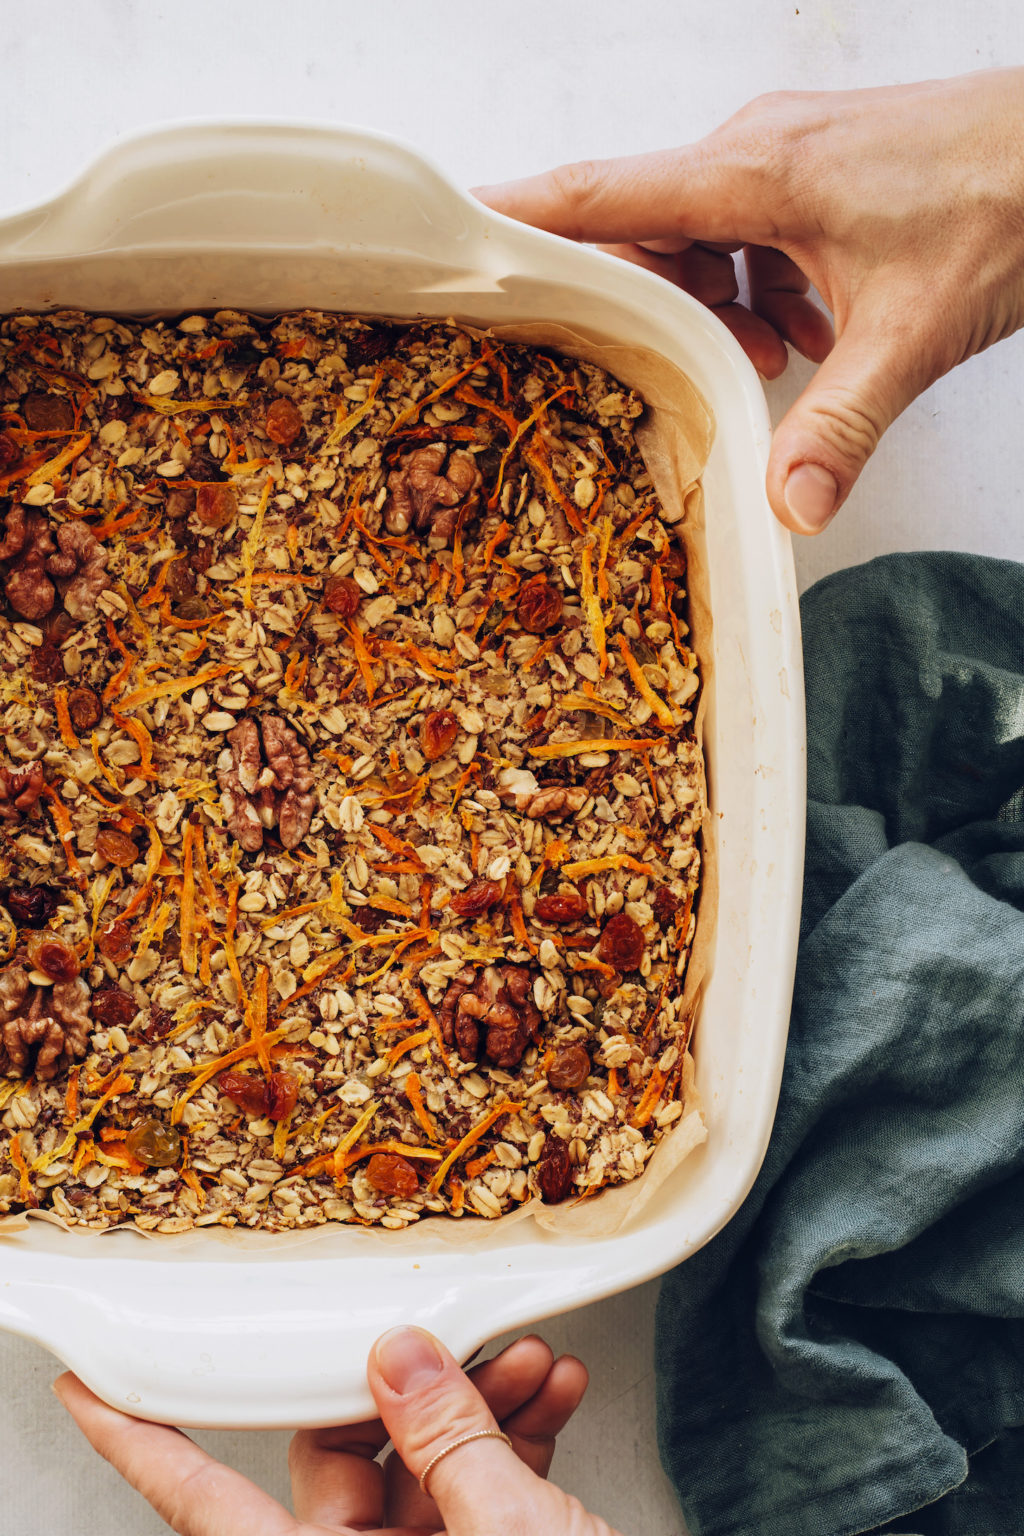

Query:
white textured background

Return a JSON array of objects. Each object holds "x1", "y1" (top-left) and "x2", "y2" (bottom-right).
[{"x1": 2, "y1": 3, "x2": 1024, "y2": 1533}]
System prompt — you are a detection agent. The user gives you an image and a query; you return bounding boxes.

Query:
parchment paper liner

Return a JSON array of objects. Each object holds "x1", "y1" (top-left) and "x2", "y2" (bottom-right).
[{"x1": 0, "y1": 319, "x2": 716, "y2": 1246}]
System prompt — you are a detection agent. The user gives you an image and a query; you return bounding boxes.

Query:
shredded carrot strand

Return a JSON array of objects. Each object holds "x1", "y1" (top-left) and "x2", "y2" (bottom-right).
[
  {"x1": 614, "y1": 635, "x2": 677, "y2": 731},
  {"x1": 427, "y1": 1101, "x2": 524, "y2": 1194},
  {"x1": 170, "y1": 1028, "x2": 289, "y2": 1125},
  {"x1": 404, "y1": 1071, "x2": 440, "y2": 1143},
  {"x1": 53, "y1": 686, "x2": 80, "y2": 750},
  {"x1": 528, "y1": 736, "x2": 659, "y2": 760}
]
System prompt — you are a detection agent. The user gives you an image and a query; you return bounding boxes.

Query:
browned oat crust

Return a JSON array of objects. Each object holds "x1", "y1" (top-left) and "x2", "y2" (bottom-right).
[{"x1": 0, "y1": 310, "x2": 704, "y2": 1233}]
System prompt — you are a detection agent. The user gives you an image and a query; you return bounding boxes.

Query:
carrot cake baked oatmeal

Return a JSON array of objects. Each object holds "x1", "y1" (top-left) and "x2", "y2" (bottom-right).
[{"x1": 0, "y1": 310, "x2": 705, "y2": 1232}]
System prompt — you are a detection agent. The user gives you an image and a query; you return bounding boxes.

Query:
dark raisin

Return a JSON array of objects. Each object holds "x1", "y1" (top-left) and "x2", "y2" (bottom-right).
[
  {"x1": 90, "y1": 988, "x2": 139, "y2": 1028},
  {"x1": 538, "y1": 1134, "x2": 574, "y2": 1203},
  {"x1": 30, "y1": 644, "x2": 64, "y2": 682},
  {"x1": 22, "y1": 392, "x2": 74, "y2": 432},
  {"x1": 3, "y1": 884, "x2": 60, "y2": 927}
]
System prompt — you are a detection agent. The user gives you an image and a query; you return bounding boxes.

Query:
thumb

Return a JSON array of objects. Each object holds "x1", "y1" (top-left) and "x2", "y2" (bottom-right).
[
  {"x1": 368, "y1": 1326, "x2": 542, "y2": 1532},
  {"x1": 768, "y1": 308, "x2": 934, "y2": 534}
]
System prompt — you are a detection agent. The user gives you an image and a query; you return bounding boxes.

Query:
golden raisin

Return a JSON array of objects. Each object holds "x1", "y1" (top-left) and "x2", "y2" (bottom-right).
[
  {"x1": 420, "y1": 709, "x2": 459, "y2": 761},
  {"x1": 547, "y1": 1044, "x2": 591, "y2": 1091},
  {"x1": 450, "y1": 879, "x2": 502, "y2": 918},
  {"x1": 366, "y1": 1152, "x2": 419, "y2": 1200},
  {"x1": 323, "y1": 575, "x2": 362, "y2": 617},
  {"x1": 125, "y1": 1118, "x2": 182, "y2": 1168},
  {"x1": 534, "y1": 891, "x2": 588, "y2": 924},
  {"x1": 67, "y1": 685, "x2": 102, "y2": 731},
  {"x1": 97, "y1": 919, "x2": 133, "y2": 963},
  {"x1": 597, "y1": 912, "x2": 645, "y2": 971},
  {"x1": 218, "y1": 1070, "x2": 269, "y2": 1118},
  {"x1": 516, "y1": 579, "x2": 563, "y2": 634},
  {"x1": 96, "y1": 829, "x2": 140, "y2": 868},
  {"x1": 265, "y1": 396, "x2": 303, "y2": 446},
  {"x1": 265, "y1": 1070, "x2": 299, "y2": 1122},
  {"x1": 195, "y1": 483, "x2": 238, "y2": 529},
  {"x1": 26, "y1": 931, "x2": 80, "y2": 982}
]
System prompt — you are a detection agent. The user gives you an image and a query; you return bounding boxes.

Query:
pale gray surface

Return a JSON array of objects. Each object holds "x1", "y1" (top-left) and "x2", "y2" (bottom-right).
[{"x1": 2, "y1": 2, "x2": 1024, "y2": 1533}]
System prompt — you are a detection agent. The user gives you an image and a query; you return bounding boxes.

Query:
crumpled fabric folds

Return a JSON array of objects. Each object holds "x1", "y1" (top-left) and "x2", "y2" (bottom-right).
[{"x1": 656, "y1": 554, "x2": 1024, "y2": 1536}]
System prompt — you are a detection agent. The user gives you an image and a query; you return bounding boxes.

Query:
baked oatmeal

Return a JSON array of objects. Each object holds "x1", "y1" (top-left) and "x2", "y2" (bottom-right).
[{"x1": 0, "y1": 310, "x2": 705, "y2": 1232}]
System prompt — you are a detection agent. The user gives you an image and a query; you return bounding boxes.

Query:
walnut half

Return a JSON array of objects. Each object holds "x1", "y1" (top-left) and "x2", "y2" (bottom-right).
[
  {"x1": 0, "y1": 761, "x2": 45, "y2": 823},
  {"x1": 216, "y1": 715, "x2": 316, "y2": 852},
  {"x1": 383, "y1": 444, "x2": 481, "y2": 544},
  {"x1": 439, "y1": 964, "x2": 543, "y2": 1069},
  {"x1": 0, "y1": 965, "x2": 91, "y2": 1081}
]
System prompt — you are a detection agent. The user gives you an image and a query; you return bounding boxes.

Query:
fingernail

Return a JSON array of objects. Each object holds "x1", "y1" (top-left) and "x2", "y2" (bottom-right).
[
  {"x1": 783, "y1": 463, "x2": 838, "y2": 533},
  {"x1": 375, "y1": 1327, "x2": 445, "y2": 1394},
  {"x1": 51, "y1": 1377, "x2": 67, "y2": 1403}
]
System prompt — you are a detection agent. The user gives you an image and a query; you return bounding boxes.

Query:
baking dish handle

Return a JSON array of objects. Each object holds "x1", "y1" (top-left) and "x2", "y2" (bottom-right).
[
  {"x1": 0, "y1": 1242, "x2": 611, "y2": 1429},
  {"x1": 0, "y1": 121, "x2": 508, "y2": 269}
]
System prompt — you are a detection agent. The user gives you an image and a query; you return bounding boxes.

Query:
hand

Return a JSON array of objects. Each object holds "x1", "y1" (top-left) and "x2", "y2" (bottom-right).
[
  {"x1": 54, "y1": 1327, "x2": 625, "y2": 1535},
  {"x1": 474, "y1": 69, "x2": 1024, "y2": 535}
]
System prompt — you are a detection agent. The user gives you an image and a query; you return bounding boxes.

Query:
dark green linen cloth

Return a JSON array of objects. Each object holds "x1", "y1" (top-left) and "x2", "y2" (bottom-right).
[{"x1": 656, "y1": 554, "x2": 1024, "y2": 1536}]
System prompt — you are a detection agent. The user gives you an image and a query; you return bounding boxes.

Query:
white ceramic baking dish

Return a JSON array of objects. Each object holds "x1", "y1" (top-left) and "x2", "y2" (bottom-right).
[{"x1": 0, "y1": 122, "x2": 804, "y2": 1428}]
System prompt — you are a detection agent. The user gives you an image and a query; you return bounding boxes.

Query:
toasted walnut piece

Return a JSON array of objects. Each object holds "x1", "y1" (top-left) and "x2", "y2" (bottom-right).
[
  {"x1": 517, "y1": 785, "x2": 588, "y2": 821},
  {"x1": 0, "y1": 965, "x2": 91, "y2": 1081},
  {"x1": 217, "y1": 716, "x2": 316, "y2": 853},
  {"x1": 260, "y1": 715, "x2": 316, "y2": 850},
  {"x1": 22, "y1": 392, "x2": 75, "y2": 432},
  {"x1": 440, "y1": 963, "x2": 543, "y2": 1068},
  {"x1": 537, "y1": 1133, "x2": 574, "y2": 1203},
  {"x1": 217, "y1": 720, "x2": 266, "y2": 853},
  {"x1": 384, "y1": 444, "x2": 481, "y2": 543},
  {"x1": 0, "y1": 761, "x2": 45, "y2": 822},
  {"x1": 0, "y1": 506, "x2": 56, "y2": 619},
  {"x1": 45, "y1": 522, "x2": 109, "y2": 620},
  {"x1": 516, "y1": 579, "x2": 564, "y2": 634}
]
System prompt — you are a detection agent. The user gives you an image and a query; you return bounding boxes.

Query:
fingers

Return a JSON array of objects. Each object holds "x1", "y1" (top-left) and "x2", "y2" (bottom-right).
[
  {"x1": 289, "y1": 1417, "x2": 388, "y2": 1529},
  {"x1": 369, "y1": 1327, "x2": 547, "y2": 1536},
  {"x1": 767, "y1": 304, "x2": 933, "y2": 533},
  {"x1": 598, "y1": 241, "x2": 790, "y2": 378},
  {"x1": 52, "y1": 1373, "x2": 298, "y2": 1536},
  {"x1": 472, "y1": 139, "x2": 782, "y2": 248},
  {"x1": 386, "y1": 1334, "x2": 586, "y2": 1529},
  {"x1": 746, "y1": 245, "x2": 835, "y2": 363}
]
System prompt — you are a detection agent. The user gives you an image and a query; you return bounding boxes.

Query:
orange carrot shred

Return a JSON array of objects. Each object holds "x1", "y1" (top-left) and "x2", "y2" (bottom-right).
[
  {"x1": 53, "y1": 686, "x2": 80, "y2": 750},
  {"x1": 9, "y1": 1133, "x2": 36, "y2": 1205},
  {"x1": 404, "y1": 1071, "x2": 440, "y2": 1143},
  {"x1": 427, "y1": 1101, "x2": 524, "y2": 1194}
]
